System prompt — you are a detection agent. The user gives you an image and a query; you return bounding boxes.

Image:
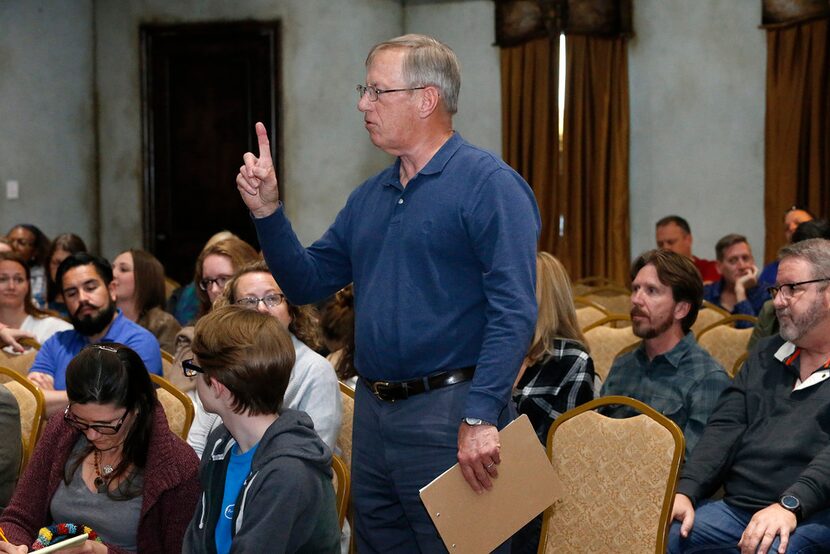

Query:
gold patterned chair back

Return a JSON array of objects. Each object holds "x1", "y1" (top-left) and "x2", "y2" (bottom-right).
[
  {"x1": 576, "y1": 306, "x2": 608, "y2": 331},
  {"x1": 696, "y1": 315, "x2": 756, "y2": 375},
  {"x1": 331, "y1": 453, "x2": 350, "y2": 529},
  {"x1": 0, "y1": 366, "x2": 45, "y2": 471},
  {"x1": 583, "y1": 317, "x2": 639, "y2": 382},
  {"x1": 581, "y1": 286, "x2": 631, "y2": 316},
  {"x1": 337, "y1": 381, "x2": 355, "y2": 469},
  {"x1": 150, "y1": 374, "x2": 195, "y2": 439},
  {"x1": 540, "y1": 396, "x2": 684, "y2": 554},
  {"x1": 0, "y1": 348, "x2": 39, "y2": 376},
  {"x1": 691, "y1": 302, "x2": 730, "y2": 337}
]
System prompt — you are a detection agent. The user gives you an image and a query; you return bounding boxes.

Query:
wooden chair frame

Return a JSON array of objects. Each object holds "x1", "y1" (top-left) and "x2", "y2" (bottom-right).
[
  {"x1": 701, "y1": 300, "x2": 730, "y2": 317},
  {"x1": 697, "y1": 314, "x2": 759, "y2": 337},
  {"x1": 573, "y1": 296, "x2": 611, "y2": 313},
  {"x1": 582, "y1": 314, "x2": 632, "y2": 332},
  {"x1": 574, "y1": 276, "x2": 624, "y2": 288},
  {"x1": 150, "y1": 373, "x2": 195, "y2": 439},
  {"x1": 539, "y1": 396, "x2": 685, "y2": 554},
  {"x1": 0, "y1": 365, "x2": 45, "y2": 471},
  {"x1": 332, "y1": 453, "x2": 351, "y2": 529}
]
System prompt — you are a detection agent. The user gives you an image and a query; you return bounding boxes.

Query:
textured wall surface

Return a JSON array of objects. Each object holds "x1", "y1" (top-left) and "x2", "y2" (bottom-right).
[
  {"x1": 1, "y1": 0, "x2": 768, "y2": 268},
  {"x1": 0, "y1": 0, "x2": 96, "y2": 248},
  {"x1": 628, "y1": 0, "x2": 766, "y2": 263}
]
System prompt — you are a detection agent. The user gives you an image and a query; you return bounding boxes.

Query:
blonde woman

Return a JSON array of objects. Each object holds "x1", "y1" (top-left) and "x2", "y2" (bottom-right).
[
  {"x1": 512, "y1": 252, "x2": 597, "y2": 554},
  {"x1": 513, "y1": 252, "x2": 596, "y2": 444}
]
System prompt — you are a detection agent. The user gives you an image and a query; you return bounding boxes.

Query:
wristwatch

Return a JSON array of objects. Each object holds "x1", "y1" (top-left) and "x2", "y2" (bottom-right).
[
  {"x1": 780, "y1": 495, "x2": 802, "y2": 522},
  {"x1": 462, "y1": 417, "x2": 493, "y2": 426}
]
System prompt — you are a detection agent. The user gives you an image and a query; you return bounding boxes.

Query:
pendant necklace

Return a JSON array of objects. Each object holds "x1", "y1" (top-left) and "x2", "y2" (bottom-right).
[{"x1": 93, "y1": 450, "x2": 114, "y2": 494}]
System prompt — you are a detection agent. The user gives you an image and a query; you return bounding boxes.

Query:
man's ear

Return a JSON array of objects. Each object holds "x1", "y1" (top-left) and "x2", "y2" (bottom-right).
[
  {"x1": 674, "y1": 300, "x2": 691, "y2": 322},
  {"x1": 108, "y1": 279, "x2": 118, "y2": 302},
  {"x1": 419, "y1": 85, "x2": 441, "y2": 119}
]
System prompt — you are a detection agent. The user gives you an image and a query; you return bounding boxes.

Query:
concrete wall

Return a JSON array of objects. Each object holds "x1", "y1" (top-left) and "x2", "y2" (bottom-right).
[
  {"x1": 628, "y1": 0, "x2": 767, "y2": 262},
  {"x1": 95, "y1": 0, "x2": 402, "y2": 257},
  {"x1": 1, "y1": 0, "x2": 769, "y2": 268},
  {"x1": 0, "y1": 0, "x2": 97, "y2": 248},
  {"x1": 404, "y1": 0, "x2": 502, "y2": 154}
]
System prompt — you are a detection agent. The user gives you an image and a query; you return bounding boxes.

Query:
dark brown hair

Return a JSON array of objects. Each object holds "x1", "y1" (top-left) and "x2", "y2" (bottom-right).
[
  {"x1": 7, "y1": 224, "x2": 51, "y2": 266},
  {"x1": 64, "y1": 343, "x2": 158, "y2": 500},
  {"x1": 630, "y1": 249, "x2": 703, "y2": 334},
  {"x1": 320, "y1": 284, "x2": 356, "y2": 380},
  {"x1": 715, "y1": 234, "x2": 749, "y2": 262},
  {"x1": 0, "y1": 251, "x2": 54, "y2": 319},
  {"x1": 46, "y1": 233, "x2": 88, "y2": 303},
  {"x1": 125, "y1": 249, "x2": 166, "y2": 316},
  {"x1": 192, "y1": 305, "x2": 295, "y2": 416}
]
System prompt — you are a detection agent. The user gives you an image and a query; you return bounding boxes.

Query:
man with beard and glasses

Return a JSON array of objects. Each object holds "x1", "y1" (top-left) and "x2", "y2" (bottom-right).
[
  {"x1": 28, "y1": 252, "x2": 162, "y2": 416},
  {"x1": 669, "y1": 238, "x2": 830, "y2": 554},
  {"x1": 600, "y1": 249, "x2": 730, "y2": 458}
]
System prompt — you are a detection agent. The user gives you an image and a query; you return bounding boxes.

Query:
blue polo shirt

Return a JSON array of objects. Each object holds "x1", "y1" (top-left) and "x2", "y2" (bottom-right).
[
  {"x1": 255, "y1": 132, "x2": 540, "y2": 423},
  {"x1": 29, "y1": 310, "x2": 162, "y2": 390}
]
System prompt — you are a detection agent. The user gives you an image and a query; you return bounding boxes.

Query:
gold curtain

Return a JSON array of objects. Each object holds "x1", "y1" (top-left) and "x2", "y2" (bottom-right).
[
  {"x1": 764, "y1": 18, "x2": 830, "y2": 261},
  {"x1": 559, "y1": 35, "x2": 630, "y2": 283},
  {"x1": 500, "y1": 37, "x2": 561, "y2": 254}
]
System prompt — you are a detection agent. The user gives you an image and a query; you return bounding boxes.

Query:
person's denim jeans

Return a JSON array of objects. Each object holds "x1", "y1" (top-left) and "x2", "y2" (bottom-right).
[
  {"x1": 668, "y1": 499, "x2": 830, "y2": 553},
  {"x1": 351, "y1": 379, "x2": 513, "y2": 553}
]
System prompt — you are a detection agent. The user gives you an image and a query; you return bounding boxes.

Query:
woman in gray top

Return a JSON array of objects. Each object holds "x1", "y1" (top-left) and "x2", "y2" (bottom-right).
[{"x1": 0, "y1": 344, "x2": 199, "y2": 553}]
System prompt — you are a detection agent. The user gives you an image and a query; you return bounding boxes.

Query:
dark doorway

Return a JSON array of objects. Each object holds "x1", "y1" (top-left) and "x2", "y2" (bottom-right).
[{"x1": 141, "y1": 22, "x2": 281, "y2": 286}]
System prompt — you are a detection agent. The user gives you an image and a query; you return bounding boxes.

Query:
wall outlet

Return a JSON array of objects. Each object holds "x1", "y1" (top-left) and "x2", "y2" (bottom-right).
[{"x1": 6, "y1": 180, "x2": 19, "y2": 200}]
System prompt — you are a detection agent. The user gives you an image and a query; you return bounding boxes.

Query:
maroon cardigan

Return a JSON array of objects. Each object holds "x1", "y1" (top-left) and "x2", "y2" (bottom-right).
[{"x1": 0, "y1": 404, "x2": 200, "y2": 553}]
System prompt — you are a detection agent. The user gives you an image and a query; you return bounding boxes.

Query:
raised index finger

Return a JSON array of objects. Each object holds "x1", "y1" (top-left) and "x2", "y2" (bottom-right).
[{"x1": 255, "y1": 122, "x2": 272, "y2": 163}]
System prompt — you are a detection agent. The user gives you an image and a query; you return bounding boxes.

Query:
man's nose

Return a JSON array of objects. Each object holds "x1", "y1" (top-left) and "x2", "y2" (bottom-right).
[{"x1": 358, "y1": 92, "x2": 372, "y2": 112}]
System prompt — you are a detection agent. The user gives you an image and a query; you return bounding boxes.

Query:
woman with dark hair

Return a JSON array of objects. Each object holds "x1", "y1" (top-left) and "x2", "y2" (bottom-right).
[
  {"x1": 45, "y1": 233, "x2": 87, "y2": 317},
  {"x1": 112, "y1": 249, "x2": 181, "y2": 353},
  {"x1": 187, "y1": 261, "x2": 341, "y2": 456},
  {"x1": 320, "y1": 284, "x2": 357, "y2": 386},
  {"x1": 0, "y1": 343, "x2": 200, "y2": 554},
  {"x1": 0, "y1": 252, "x2": 71, "y2": 350},
  {"x1": 6, "y1": 224, "x2": 51, "y2": 308}
]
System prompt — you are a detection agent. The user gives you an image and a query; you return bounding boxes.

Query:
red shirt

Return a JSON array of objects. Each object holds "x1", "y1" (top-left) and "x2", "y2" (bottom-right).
[{"x1": 693, "y1": 256, "x2": 720, "y2": 284}]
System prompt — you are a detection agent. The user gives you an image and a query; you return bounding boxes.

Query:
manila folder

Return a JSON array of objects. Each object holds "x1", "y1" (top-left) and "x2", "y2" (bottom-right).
[{"x1": 419, "y1": 414, "x2": 562, "y2": 553}]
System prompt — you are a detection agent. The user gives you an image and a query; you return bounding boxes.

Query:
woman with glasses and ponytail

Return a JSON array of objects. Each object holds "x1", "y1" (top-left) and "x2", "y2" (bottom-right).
[{"x1": 0, "y1": 343, "x2": 200, "y2": 554}]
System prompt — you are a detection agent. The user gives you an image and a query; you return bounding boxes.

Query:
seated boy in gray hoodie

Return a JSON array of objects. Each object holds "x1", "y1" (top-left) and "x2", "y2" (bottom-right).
[{"x1": 182, "y1": 305, "x2": 340, "y2": 554}]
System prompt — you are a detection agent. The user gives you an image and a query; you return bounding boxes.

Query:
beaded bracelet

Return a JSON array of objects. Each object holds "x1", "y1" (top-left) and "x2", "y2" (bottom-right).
[{"x1": 32, "y1": 523, "x2": 101, "y2": 550}]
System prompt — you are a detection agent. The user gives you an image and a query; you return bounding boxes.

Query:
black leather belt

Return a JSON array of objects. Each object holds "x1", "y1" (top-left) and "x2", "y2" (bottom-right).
[{"x1": 364, "y1": 367, "x2": 475, "y2": 402}]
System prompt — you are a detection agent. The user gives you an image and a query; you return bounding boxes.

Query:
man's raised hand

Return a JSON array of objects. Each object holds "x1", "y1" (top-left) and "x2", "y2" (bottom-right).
[{"x1": 236, "y1": 122, "x2": 280, "y2": 218}]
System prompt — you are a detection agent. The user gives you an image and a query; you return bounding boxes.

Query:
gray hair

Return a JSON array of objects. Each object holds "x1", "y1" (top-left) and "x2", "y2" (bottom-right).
[
  {"x1": 779, "y1": 238, "x2": 830, "y2": 279},
  {"x1": 366, "y1": 34, "x2": 461, "y2": 114}
]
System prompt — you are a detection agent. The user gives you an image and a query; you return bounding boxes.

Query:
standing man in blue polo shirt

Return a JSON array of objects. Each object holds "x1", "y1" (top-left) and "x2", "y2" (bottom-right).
[
  {"x1": 235, "y1": 34, "x2": 540, "y2": 552},
  {"x1": 28, "y1": 252, "x2": 162, "y2": 416}
]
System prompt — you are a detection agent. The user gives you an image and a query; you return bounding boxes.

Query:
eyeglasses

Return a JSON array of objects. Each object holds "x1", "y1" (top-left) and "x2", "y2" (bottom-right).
[
  {"x1": 235, "y1": 293, "x2": 286, "y2": 309},
  {"x1": 199, "y1": 276, "x2": 231, "y2": 291},
  {"x1": 8, "y1": 238, "x2": 34, "y2": 247},
  {"x1": 0, "y1": 275, "x2": 26, "y2": 286},
  {"x1": 767, "y1": 278, "x2": 830, "y2": 300},
  {"x1": 63, "y1": 405, "x2": 127, "y2": 435},
  {"x1": 356, "y1": 84, "x2": 427, "y2": 102},
  {"x1": 182, "y1": 358, "x2": 204, "y2": 378}
]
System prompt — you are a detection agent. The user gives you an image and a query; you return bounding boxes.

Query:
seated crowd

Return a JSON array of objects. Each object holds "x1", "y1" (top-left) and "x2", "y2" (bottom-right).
[{"x1": 0, "y1": 212, "x2": 829, "y2": 553}]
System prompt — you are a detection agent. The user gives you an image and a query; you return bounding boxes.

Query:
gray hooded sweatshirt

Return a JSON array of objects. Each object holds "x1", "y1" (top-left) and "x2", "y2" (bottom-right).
[{"x1": 183, "y1": 409, "x2": 340, "y2": 554}]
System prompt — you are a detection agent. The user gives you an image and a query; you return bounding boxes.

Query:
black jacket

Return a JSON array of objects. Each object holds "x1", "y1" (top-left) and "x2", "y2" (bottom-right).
[{"x1": 677, "y1": 335, "x2": 830, "y2": 519}]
